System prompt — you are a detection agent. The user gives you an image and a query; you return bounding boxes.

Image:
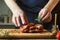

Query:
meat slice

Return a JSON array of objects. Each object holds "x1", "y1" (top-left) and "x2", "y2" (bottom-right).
[
  {"x1": 20, "y1": 23, "x2": 44, "y2": 33},
  {"x1": 35, "y1": 24, "x2": 43, "y2": 30}
]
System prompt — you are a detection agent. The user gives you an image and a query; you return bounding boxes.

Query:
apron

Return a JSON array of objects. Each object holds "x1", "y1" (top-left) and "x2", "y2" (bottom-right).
[{"x1": 16, "y1": 0, "x2": 60, "y2": 30}]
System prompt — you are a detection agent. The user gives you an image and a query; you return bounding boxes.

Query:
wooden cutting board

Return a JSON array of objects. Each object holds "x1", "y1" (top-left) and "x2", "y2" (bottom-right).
[{"x1": 0, "y1": 29, "x2": 56, "y2": 39}]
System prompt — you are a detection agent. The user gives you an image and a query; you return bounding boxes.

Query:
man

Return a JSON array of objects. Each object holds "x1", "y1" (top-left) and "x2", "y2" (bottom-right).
[{"x1": 4, "y1": 0, "x2": 59, "y2": 30}]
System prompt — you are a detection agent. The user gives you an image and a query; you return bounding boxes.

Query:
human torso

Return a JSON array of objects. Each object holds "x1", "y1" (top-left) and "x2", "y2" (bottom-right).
[{"x1": 16, "y1": 0, "x2": 49, "y2": 13}]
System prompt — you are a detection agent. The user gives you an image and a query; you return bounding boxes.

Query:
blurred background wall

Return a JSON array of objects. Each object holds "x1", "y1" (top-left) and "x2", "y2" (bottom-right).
[
  {"x1": 0, "y1": 0, "x2": 15, "y2": 29},
  {"x1": 0, "y1": 0, "x2": 12, "y2": 24}
]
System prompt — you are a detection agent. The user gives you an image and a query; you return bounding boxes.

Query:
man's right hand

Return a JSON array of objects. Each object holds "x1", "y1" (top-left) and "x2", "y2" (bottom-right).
[
  {"x1": 12, "y1": 11, "x2": 28, "y2": 27},
  {"x1": 4, "y1": 0, "x2": 29, "y2": 27}
]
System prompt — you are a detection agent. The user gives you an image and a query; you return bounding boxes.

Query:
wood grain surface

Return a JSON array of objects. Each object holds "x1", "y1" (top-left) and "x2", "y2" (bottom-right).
[{"x1": 0, "y1": 29, "x2": 56, "y2": 39}]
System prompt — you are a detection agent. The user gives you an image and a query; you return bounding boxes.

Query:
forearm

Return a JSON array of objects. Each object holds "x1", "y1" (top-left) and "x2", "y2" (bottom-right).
[
  {"x1": 44, "y1": 0, "x2": 59, "y2": 12},
  {"x1": 4, "y1": 0, "x2": 24, "y2": 14}
]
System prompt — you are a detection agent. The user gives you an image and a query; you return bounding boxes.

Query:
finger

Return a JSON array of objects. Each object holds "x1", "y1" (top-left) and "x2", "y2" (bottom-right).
[
  {"x1": 42, "y1": 12, "x2": 50, "y2": 21},
  {"x1": 21, "y1": 15, "x2": 29, "y2": 24},
  {"x1": 41, "y1": 9, "x2": 48, "y2": 18},
  {"x1": 43, "y1": 13, "x2": 52, "y2": 23},
  {"x1": 38, "y1": 10, "x2": 43, "y2": 17},
  {"x1": 44, "y1": 17, "x2": 51, "y2": 23},
  {"x1": 16, "y1": 16, "x2": 21, "y2": 27},
  {"x1": 43, "y1": 16, "x2": 50, "y2": 23},
  {"x1": 12, "y1": 16, "x2": 17, "y2": 27},
  {"x1": 47, "y1": 13, "x2": 52, "y2": 22}
]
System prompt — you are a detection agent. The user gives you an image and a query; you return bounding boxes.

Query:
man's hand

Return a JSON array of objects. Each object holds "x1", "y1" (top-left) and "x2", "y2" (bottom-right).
[
  {"x1": 4, "y1": 0, "x2": 28, "y2": 27},
  {"x1": 38, "y1": 8, "x2": 52, "y2": 23},
  {"x1": 12, "y1": 11, "x2": 28, "y2": 27}
]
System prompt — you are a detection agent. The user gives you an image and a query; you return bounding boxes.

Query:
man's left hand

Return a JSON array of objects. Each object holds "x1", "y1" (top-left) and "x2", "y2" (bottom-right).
[{"x1": 38, "y1": 8, "x2": 52, "y2": 23}]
